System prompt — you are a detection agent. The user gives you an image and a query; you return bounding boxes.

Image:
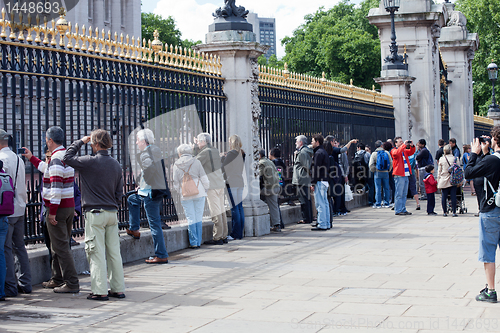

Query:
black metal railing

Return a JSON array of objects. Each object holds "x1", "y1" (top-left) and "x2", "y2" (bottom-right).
[{"x1": 0, "y1": 14, "x2": 226, "y2": 243}]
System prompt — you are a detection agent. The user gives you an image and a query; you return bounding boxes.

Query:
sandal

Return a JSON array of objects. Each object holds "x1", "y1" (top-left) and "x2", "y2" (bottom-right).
[
  {"x1": 108, "y1": 291, "x2": 126, "y2": 299},
  {"x1": 87, "y1": 293, "x2": 109, "y2": 301}
]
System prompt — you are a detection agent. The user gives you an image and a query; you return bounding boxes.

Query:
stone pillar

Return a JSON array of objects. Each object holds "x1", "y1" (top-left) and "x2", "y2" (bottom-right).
[
  {"x1": 369, "y1": 0, "x2": 449, "y2": 154},
  {"x1": 375, "y1": 71, "x2": 416, "y2": 139},
  {"x1": 194, "y1": 3, "x2": 272, "y2": 237},
  {"x1": 439, "y1": 8, "x2": 479, "y2": 152}
]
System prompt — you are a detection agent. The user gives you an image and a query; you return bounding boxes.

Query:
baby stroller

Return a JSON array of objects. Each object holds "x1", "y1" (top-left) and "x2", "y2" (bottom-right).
[{"x1": 447, "y1": 185, "x2": 467, "y2": 214}]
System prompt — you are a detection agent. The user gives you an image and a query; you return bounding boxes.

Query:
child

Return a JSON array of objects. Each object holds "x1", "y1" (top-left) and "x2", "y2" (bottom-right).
[{"x1": 423, "y1": 164, "x2": 438, "y2": 215}]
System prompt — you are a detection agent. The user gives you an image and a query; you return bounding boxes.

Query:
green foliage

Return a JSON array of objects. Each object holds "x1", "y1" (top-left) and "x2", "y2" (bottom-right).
[
  {"x1": 456, "y1": 0, "x2": 500, "y2": 115},
  {"x1": 282, "y1": 0, "x2": 381, "y2": 89},
  {"x1": 258, "y1": 54, "x2": 285, "y2": 69},
  {"x1": 141, "y1": 13, "x2": 183, "y2": 48}
]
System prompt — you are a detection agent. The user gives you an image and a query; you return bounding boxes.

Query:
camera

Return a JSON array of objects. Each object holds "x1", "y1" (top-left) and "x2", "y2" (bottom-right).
[
  {"x1": 479, "y1": 137, "x2": 492, "y2": 144},
  {"x1": 17, "y1": 148, "x2": 26, "y2": 154}
]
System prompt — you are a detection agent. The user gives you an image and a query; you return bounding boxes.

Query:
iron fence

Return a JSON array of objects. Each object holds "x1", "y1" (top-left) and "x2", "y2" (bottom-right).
[{"x1": 0, "y1": 13, "x2": 226, "y2": 243}]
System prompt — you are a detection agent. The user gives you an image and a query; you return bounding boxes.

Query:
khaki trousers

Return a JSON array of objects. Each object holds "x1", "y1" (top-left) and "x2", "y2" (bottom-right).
[
  {"x1": 84, "y1": 209, "x2": 125, "y2": 295},
  {"x1": 206, "y1": 188, "x2": 228, "y2": 241}
]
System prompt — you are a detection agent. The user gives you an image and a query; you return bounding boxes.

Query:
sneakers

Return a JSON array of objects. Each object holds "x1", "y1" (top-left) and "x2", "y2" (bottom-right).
[
  {"x1": 226, "y1": 236, "x2": 235, "y2": 241},
  {"x1": 381, "y1": 204, "x2": 390, "y2": 208},
  {"x1": 53, "y1": 283, "x2": 80, "y2": 293},
  {"x1": 416, "y1": 205, "x2": 421, "y2": 210},
  {"x1": 476, "y1": 285, "x2": 497, "y2": 303},
  {"x1": 428, "y1": 212, "x2": 438, "y2": 215},
  {"x1": 42, "y1": 279, "x2": 64, "y2": 289}
]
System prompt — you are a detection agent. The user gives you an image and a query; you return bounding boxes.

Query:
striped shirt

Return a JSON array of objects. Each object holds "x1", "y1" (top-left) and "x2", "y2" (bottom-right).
[
  {"x1": 30, "y1": 146, "x2": 75, "y2": 215},
  {"x1": 402, "y1": 152, "x2": 411, "y2": 177}
]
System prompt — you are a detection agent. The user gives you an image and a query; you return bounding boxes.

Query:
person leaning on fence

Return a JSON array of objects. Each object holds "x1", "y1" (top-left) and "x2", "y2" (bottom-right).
[
  {"x1": 369, "y1": 140, "x2": 393, "y2": 208},
  {"x1": 23, "y1": 126, "x2": 79, "y2": 293},
  {"x1": 126, "y1": 129, "x2": 170, "y2": 264},
  {"x1": 63, "y1": 129, "x2": 126, "y2": 301},
  {"x1": 269, "y1": 147, "x2": 285, "y2": 230},
  {"x1": 437, "y1": 145, "x2": 459, "y2": 217},
  {"x1": 310, "y1": 134, "x2": 331, "y2": 231},
  {"x1": 292, "y1": 135, "x2": 314, "y2": 225},
  {"x1": 173, "y1": 144, "x2": 209, "y2": 249},
  {"x1": 464, "y1": 127, "x2": 500, "y2": 303},
  {"x1": 324, "y1": 136, "x2": 357, "y2": 220},
  {"x1": 221, "y1": 134, "x2": 246, "y2": 240},
  {"x1": 194, "y1": 133, "x2": 228, "y2": 245},
  {"x1": 259, "y1": 150, "x2": 281, "y2": 232},
  {"x1": 391, "y1": 137, "x2": 415, "y2": 216},
  {"x1": 338, "y1": 149, "x2": 350, "y2": 215},
  {"x1": 0, "y1": 130, "x2": 31, "y2": 297}
]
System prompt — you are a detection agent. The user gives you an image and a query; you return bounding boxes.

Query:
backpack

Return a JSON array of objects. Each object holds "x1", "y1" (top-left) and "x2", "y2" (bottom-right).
[
  {"x1": 181, "y1": 163, "x2": 199, "y2": 197},
  {"x1": 446, "y1": 156, "x2": 464, "y2": 186},
  {"x1": 353, "y1": 151, "x2": 368, "y2": 180},
  {"x1": 142, "y1": 147, "x2": 171, "y2": 199},
  {"x1": 376, "y1": 150, "x2": 390, "y2": 171},
  {"x1": 0, "y1": 168, "x2": 15, "y2": 216}
]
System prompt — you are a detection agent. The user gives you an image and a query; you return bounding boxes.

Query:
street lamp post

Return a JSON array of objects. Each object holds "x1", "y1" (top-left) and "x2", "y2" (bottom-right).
[
  {"x1": 383, "y1": 0, "x2": 407, "y2": 70},
  {"x1": 487, "y1": 61, "x2": 500, "y2": 116}
]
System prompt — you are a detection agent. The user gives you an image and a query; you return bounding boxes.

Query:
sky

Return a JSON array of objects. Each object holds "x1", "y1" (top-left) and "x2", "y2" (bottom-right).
[{"x1": 142, "y1": 0, "x2": 457, "y2": 58}]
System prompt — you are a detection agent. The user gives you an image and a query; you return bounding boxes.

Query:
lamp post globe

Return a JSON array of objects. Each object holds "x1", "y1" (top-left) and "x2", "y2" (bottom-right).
[
  {"x1": 383, "y1": 0, "x2": 400, "y2": 11},
  {"x1": 488, "y1": 61, "x2": 500, "y2": 117}
]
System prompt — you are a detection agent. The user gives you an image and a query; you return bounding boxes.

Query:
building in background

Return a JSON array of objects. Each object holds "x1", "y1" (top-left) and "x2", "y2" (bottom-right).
[
  {"x1": 0, "y1": 0, "x2": 141, "y2": 42},
  {"x1": 247, "y1": 13, "x2": 276, "y2": 60}
]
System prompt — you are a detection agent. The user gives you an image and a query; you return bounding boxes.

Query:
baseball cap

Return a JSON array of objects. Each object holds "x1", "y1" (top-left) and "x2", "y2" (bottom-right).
[{"x1": 0, "y1": 129, "x2": 11, "y2": 140}]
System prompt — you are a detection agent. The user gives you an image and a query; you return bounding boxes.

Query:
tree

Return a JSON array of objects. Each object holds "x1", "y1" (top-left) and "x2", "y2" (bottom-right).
[
  {"x1": 258, "y1": 54, "x2": 285, "y2": 69},
  {"x1": 141, "y1": 13, "x2": 202, "y2": 50},
  {"x1": 456, "y1": 0, "x2": 500, "y2": 115},
  {"x1": 281, "y1": 0, "x2": 381, "y2": 89}
]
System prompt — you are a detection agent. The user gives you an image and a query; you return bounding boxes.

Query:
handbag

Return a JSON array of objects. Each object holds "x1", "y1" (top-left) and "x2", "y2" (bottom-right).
[
  {"x1": 345, "y1": 183, "x2": 354, "y2": 202},
  {"x1": 181, "y1": 163, "x2": 199, "y2": 197}
]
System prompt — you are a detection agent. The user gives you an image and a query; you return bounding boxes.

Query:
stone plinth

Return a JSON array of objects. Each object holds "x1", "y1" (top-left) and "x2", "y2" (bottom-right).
[
  {"x1": 375, "y1": 71, "x2": 416, "y2": 139},
  {"x1": 194, "y1": 40, "x2": 271, "y2": 237}
]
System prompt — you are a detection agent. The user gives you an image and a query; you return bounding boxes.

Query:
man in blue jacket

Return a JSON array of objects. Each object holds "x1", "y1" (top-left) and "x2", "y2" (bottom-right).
[{"x1": 310, "y1": 134, "x2": 330, "y2": 231}]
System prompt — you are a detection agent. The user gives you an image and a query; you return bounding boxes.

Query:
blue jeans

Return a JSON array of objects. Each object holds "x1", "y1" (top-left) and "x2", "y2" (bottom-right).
[
  {"x1": 181, "y1": 196, "x2": 205, "y2": 247},
  {"x1": 374, "y1": 172, "x2": 391, "y2": 207},
  {"x1": 228, "y1": 187, "x2": 245, "y2": 239},
  {"x1": 394, "y1": 176, "x2": 409, "y2": 214},
  {"x1": 478, "y1": 207, "x2": 500, "y2": 263},
  {"x1": 128, "y1": 194, "x2": 168, "y2": 259},
  {"x1": 0, "y1": 216, "x2": 8, "y2": 298},
  {"x1": 314, "y1": 182, "x2": 330, "y2": 229}
]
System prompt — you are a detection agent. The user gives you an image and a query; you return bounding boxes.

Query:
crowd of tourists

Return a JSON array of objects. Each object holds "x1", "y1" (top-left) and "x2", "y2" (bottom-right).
[{"x1": 0, "y1": 124, "x2": 500, "y2": 305}]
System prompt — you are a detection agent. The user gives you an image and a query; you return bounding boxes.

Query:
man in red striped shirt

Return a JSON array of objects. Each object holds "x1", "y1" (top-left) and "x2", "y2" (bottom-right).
[{"x1": 24, "y1": 126, "x2": 79, "y2": 293}]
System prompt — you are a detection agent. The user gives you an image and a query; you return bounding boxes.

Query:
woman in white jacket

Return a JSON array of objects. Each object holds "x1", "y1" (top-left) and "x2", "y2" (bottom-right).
[{"x1": 173, "y1": 144, "x2": 210, "y2": 248}]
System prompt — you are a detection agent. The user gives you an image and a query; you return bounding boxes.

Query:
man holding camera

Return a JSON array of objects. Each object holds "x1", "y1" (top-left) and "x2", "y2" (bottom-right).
[
  {"x1": 391, "y1": 137, "x2": 415, "y2": 216},
  {"x1": 464, "y1": 126, "x2": 500, "y2": 303}
]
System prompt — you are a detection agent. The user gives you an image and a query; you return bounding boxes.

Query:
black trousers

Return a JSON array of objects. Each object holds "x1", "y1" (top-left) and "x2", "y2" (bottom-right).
[
  {"x1": 426, "y1": 192, "x2": 435, "y2": 214},
  {"x1": 441, "y1": 186, "x2": 457, "y2": 214},
  {"x1": 297, "y1": 185, "x2": 313, "y2": 223}
]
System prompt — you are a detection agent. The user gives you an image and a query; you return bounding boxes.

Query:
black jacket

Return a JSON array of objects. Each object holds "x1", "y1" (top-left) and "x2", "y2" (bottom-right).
[
  {"x1": 311, "y1": 145, "x2": 330, "y2": 184},
  {"x1": 464, "y1": 152, "x2": 500, "y2": 213}
]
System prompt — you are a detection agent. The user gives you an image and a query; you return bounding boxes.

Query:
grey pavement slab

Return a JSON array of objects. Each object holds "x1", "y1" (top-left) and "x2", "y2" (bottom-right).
[{"x1": 1, "y1": 194, "x2": 499, "y2": 332}]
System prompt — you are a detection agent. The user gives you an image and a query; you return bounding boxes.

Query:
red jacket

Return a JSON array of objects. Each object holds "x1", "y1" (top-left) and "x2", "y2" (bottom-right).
[
  {"x1": 423, "y1": 173, "x2": 438, "y2": 194},
  {"x1": 390, "y1": 144, "x2": 416, "y2": 177}
]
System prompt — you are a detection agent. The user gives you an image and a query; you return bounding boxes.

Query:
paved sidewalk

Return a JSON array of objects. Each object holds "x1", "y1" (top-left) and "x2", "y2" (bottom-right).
[{"x1": 0, "y1": 195, "x2": 498, "y2": 332}]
